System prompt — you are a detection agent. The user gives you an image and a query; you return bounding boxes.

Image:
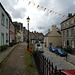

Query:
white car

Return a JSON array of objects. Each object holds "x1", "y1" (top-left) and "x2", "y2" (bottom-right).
[{"x1": 36, "y1": 43, "x2": 44, "y2": 53}]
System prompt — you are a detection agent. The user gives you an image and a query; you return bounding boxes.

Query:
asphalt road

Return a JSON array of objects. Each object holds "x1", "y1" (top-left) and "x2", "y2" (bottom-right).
[{"x1": 42, "y1": 47, "x2": 75, "y2": 70}]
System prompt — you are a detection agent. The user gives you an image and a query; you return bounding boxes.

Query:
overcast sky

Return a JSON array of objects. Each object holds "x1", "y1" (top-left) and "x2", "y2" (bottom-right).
[{"x1": 0, "y1": 0, "x2": 75, "y2": 35}]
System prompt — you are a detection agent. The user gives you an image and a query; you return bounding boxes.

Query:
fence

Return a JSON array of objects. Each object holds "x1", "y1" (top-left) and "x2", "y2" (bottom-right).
[{"x1": 33, "y1": 52, "x2": 62, "y2": 75}]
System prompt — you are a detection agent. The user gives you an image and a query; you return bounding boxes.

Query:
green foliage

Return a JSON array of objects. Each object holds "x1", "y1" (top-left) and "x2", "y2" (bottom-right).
[
  {"x1": 9, "y1": 41, "x2": 17, "y2": 47},
  {"x1": 63, "y1": 46, "x2": 72, "y2": 53},
  {"x1": 0, "y1": 44, "x2": 8, "y2": 51},
  {"x1": 30, "y1": 41, "x2": 33, "y2": 47},
  {"x1": 25, "y1": 48, "x2": 35, "y2": 75}
]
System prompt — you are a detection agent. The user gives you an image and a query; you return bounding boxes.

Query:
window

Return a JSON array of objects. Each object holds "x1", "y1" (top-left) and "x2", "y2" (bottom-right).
[
  {"x1": 67, "y1": 30, "x2": 69, "y2": 37},
  {"x1": 6, "y1": 33, "x2": 8, "y2": 43},
  {"x1": 64, "y1": 41, "x2": 65, "y2": 46},
  {"x1": 6, "y1": 18, "x2": 8, "y2": 28},
  {"x1": 71, "y1": 28, "x2": 74, "y2": 37},
  {"x1": 1, "y1": 13, "x2": 5, "y2": 25},
  {"x1": 63, "y1": 31, "x2": 65, "y2": 37},
  {"x1": 72, "y1": 41, "x2": 75, "y2": 48},
  {"x1": 1, "y1": 33, "x2": 4, "y2": 45},
  {"x1": 67, "y1": 40, "x2": 69, "y2": 46}
]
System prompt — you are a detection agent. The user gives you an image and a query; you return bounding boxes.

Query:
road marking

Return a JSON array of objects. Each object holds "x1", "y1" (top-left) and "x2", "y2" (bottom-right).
[{"x1": 45, "y1": 47, "x2": 75, "y2": 68}]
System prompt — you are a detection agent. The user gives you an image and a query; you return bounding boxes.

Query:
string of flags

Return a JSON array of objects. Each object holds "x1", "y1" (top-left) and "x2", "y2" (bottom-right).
[
  {"x1": 17, "y1": 0, "x2": 75, "y2": 29},
  {"x1": 28, "y1": 1, "x2": 69, "y2": 18}
]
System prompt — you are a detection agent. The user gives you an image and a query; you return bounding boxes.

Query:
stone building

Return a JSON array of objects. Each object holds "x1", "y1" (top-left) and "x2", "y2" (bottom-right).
[
  {"x1": 13, "y1": 22, "x2": 23, "y2": 42},
  {"x1": 29, "y1": 31, "x2": 44, "y2": 44},
  {"x1": 44, "y1": 25, "x2": 62, "y2": 48},
  {"x1": 61, "y1": 13, "x2": 75, "y2": 50}
]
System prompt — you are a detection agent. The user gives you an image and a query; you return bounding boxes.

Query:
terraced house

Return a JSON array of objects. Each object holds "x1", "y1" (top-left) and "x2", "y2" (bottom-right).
[
  {"x1": 61, "y1": 13, "x2": 75, "y2": 50},
  {"x1": 0, "y1": 3, "x2": 9, "y2": 46}
]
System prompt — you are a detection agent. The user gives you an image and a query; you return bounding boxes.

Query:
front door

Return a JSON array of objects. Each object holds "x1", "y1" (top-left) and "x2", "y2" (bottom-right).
[{"x1": 67, "y1": 40, "x2": 69, "y2": 46}]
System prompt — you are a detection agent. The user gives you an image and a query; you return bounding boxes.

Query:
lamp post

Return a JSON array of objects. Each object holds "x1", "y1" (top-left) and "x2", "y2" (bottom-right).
[{"x1": 27, "y1": 16, "x2": 30, "y2": 50}]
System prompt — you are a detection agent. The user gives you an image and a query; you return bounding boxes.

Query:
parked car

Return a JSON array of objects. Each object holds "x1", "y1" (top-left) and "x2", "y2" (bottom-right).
[
  {"x1": 49, "y1": 46, "x2": 56, "y2": 52},
  {"x1": 55, "y1": 48, "x2": 67, "y2": 56},
  {"x1": 54, "y1": 70, "x2": 75, "y2": 75},
  {"x1": 36, "y1": 43, "x2": 44, "y2": 53},
  {"x1": 61, "y1": 70, "x2": 75, "y2": 75}
]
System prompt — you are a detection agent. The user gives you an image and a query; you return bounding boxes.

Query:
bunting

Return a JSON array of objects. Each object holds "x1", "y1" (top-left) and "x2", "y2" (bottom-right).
[
  {"x1": 17, "y1": 1, "x2": 73, "y2": 19},
  {"x1": 17, "y1": 0, "x2": 75, "y2": 29}
]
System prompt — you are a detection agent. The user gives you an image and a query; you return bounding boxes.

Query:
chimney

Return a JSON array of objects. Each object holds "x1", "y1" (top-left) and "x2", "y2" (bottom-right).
[
  {"x1": 68, "y1": 13, "x2": 72, "y2": 18},
  {"x1": 48, "y1": 29, "x2": 50, "y2": 33},
  {"x1": 52, "y1": 25, "x2": 56, "y2": 31}
]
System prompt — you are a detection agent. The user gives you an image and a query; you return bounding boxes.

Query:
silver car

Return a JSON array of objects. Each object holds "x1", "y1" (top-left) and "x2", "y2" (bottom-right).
[{"x1": 36, "y1": 43, "x2": 44, "y2": 53}]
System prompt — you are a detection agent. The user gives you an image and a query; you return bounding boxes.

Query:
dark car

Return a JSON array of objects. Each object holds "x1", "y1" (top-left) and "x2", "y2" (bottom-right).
[
  {"x1": 55, "y1": 48, "x2": 67, "y2": 56},
  {"x1": 49, "y1": 46, "x2": 56, "y2": 52}
]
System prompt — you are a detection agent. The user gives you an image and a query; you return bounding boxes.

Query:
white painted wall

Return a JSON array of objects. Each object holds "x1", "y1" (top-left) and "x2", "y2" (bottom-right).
[{"x1": 0, "y1": 5, "x2": 9, "y2": 46}]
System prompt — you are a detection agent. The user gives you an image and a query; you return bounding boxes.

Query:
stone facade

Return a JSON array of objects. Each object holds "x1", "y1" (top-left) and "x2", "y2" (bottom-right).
[
  {"x1": 29, "y1": 31, "x2": 44, "y2": 44},
  {"x1": 44, "y1": 25, "x2": 62, "y2": 48},
  {"x1": 61, "y1": 13, "x2": 75, "y2": 50}
]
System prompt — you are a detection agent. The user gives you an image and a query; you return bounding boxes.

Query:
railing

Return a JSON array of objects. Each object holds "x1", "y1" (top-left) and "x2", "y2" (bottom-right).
[{"x1": 33, "y1": 52, "x2": 61, "y2": 75}]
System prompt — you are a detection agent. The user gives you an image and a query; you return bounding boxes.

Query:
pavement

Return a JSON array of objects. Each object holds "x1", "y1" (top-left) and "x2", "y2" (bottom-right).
[
  {"x1": 0, "y1": 42, "x2": 39, "y2": 75},
  {"x1": 0, "y1": 44, "x2": 18, "y2": 64}
]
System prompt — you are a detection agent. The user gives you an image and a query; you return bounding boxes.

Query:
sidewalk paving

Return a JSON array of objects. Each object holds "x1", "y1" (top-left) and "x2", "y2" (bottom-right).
[
  {"x1": 0, "y1": 42, "x2": 39, "y2": 75},
  {"x1": 0, "y1": 44, "x2": 18, "y2": 64}
]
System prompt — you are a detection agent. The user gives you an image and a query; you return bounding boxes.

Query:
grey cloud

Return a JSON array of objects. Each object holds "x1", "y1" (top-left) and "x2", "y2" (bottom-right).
[
  {"x1": 0, "y1": 0, "x2": 26, "y2": 19},
  {"x1": 10, "y1": 7, "x2": 26, "y2": 19}
]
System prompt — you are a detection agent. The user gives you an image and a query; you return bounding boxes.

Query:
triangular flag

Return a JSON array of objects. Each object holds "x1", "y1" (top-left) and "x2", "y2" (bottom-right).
[
  {"x1": 41, "y1": 6, "x2": 43, "y2": 8},
  {"x1": 37, "y1": 5, "x2": 39, "y2": 8},
  {"x1": 33, "y1": 3, "x2": 35, "y2": 6},
  {"x1": 52, "y1": 11, "x2": 54, "y2": 13},
  {"x1": 55, "y1": 12, "x2": 57, "y2": 14},
  {"x1": 28, "y1": 1, "x2": 31, "y2": 5},
  {"x1": 50, "y1": 10, "x2": 52, "y2": 13},
  {"x1": 47, "y1": 9, "x2": 49, "y2": 12},
  {"x1": 44, "y1": 8, "x2": 46, "y2": 11},
  {"x1": 63, "y1": 15, "x2": 65, "y2": 17},
  {"x1": 59, "y1": 14, "x2": 61, "y2": 15}
]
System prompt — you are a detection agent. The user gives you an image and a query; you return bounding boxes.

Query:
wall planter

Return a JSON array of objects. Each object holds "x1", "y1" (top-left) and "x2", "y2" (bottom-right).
[{"x1": 1, "y1": 45, "x2": 8, "y2": 51}]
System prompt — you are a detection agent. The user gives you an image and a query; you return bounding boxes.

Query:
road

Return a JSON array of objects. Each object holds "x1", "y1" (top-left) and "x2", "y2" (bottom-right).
[{"x1": 42, "y1": 47, "x2": 75, "y2": 70}]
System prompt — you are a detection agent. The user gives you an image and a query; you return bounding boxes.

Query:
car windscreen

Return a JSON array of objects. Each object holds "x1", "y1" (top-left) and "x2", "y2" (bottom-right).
[
  {"x1": 52, "y1": 46, "x2": 56, "y2": 49},
  {"x1": 37, "y1": 44, "x2": 40, "y2": 46}
]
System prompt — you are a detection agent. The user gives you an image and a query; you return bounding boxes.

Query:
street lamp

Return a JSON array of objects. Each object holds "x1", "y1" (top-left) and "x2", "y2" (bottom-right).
[{"x1": 27, "y1": 16, "x2": 30, "y2": 50}]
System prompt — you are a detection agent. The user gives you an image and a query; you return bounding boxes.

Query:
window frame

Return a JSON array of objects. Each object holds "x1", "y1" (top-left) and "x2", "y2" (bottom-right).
[
  {"x1": 6, "y1": 18, "x2": 8, "y2": 28},
  {"x1": 1, "y1": 13, "x2": 5, "y2": 26}
]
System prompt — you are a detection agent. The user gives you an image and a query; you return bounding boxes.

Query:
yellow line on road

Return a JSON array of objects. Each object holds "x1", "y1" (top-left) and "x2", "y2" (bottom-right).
[{"x1": 46, "y1": 48, "x2": 75, "y2": 68}]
